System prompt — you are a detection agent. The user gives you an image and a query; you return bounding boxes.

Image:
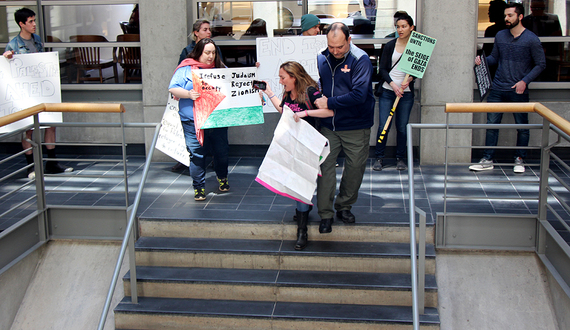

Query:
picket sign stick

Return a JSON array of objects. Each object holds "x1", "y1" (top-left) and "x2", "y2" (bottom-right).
[{"x1": 378, "y1": 74, "x2": 410, "y2": 143}]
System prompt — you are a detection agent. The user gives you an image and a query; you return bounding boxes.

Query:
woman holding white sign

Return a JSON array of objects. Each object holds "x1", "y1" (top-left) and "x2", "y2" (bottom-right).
[
  {"x1": 373, "y1": 14, "x2": 416, "y2": 172},
  {"x1": 169, "y1": 38, "x2": 229, "y2": 202},
  {"x1": 260, "y1": 61, "x2": 333, "y2": 251}
]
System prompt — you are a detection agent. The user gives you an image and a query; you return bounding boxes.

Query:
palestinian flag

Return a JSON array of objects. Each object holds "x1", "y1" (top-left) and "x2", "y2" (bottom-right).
[{"x1": 192, "y1": 71, "x2": 226, "y2": 145}]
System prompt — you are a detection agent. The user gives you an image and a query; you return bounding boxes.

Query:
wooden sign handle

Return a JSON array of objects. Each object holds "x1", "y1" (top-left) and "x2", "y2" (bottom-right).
[{"x1": 377, "y1": 74, "x2": 409, "y2": 143}]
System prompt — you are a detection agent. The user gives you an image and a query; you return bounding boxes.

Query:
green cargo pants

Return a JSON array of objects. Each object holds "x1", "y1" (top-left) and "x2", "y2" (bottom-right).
[{"x1": 317, "y1": 127, "x2": 370, "y2": 220}]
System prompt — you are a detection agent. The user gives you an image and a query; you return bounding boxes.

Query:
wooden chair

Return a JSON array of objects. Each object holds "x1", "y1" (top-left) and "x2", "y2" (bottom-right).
[
  {"x1": 46, "y1": 36, "x2": 73, "y2": 83},
  {"x1": 116, "y1": 34, "x2": 141, "y2": 83},
  {"x1": 70, "y1": 35, "x2": 118, "y2": 83},
  {"x1": 557, "y1": 48, "x2": 570, "y2": 82},
  {"x1": 119, "y1": 21, "x2": 129, "y2": 34}
]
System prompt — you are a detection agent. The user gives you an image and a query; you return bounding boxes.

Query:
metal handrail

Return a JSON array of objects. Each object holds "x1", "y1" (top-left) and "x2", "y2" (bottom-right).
[
  {"x1": 97, "y1": 122, "x2": 162, "y2": 330},
  {"x1": 406, "y1": 124, "x2": 421, "y2": 330},
  {"x1": 406, "y1": 102, "x2": 570, "y2": 329},
  {"x1": 0, "y1": 103, "x2": 128, "y2": 233},
  {"x1": 445, "y1": 102, "x2": 570, "y2": 136},
  {"x1": 0, "y1": 103, "x2": 163, "y2": 329},
  {"x1": 0, "y1": 103, "x2": 125, "y2": 128}
]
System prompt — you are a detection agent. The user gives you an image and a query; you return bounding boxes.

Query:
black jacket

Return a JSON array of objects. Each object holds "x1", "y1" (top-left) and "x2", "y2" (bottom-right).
[{"x1": 378, "y1": 38, "x2": 416, "y2": 96}]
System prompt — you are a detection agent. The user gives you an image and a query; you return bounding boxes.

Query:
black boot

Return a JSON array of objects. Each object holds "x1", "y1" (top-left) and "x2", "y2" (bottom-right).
[
  {"x1": 45, "y1": 148, "x2": 73, "y2": 174},
  {"x1": 295, "y1": 209, "x2": 309, "y2": 250},
  {"x1": 292, "y1": 204, "x2": 312, "y2": 221}
]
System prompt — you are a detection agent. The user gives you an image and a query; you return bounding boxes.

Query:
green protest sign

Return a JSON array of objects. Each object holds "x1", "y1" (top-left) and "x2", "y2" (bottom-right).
[
  {"x1": 397, "y1": 31, "x2": 437, "y2": 79},
  {"x1": 377, "y1": 31, "x2": 437, "y2": 144}
]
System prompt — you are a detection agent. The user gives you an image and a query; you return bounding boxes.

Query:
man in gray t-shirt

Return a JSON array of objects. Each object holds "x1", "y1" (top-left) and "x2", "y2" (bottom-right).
[
  {"x1": 22, "y1": 38, "x2": 38, "y2": 53},
  {"x1": 4, "y1": 8, "x2": 73, "y2": 179},
  {"x1": 470, "y1": 3, "x2": 545, "y2": 174}
]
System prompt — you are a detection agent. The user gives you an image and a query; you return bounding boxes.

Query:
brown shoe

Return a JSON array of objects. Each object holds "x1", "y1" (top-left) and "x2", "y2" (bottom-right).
[{"x1": 171, "y1": 162, "x2": 188, "y2": 172}]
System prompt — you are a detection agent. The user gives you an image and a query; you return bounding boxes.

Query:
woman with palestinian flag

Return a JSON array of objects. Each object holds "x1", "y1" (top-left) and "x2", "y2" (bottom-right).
[{"x1": 169, "y1": 38, "x2": 229, "y2": 201}]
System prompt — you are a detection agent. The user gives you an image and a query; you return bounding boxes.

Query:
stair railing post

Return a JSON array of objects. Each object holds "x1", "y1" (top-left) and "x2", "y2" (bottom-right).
[
  {"x1": 415, "y1": 206, "x2": 426, "y2": 314},
  {"x1": 120, "y1": 112, "x2": 138, "y2": 303},
  {"x1": 128, "y1": 222, "x2": 138, "y2": 303},
  {"x1": 31, "y1": 114, "x2": 48, "y2": 241},
  {"x1": 536, "y1": 118, "x2": 551, "y2": 254},
  {"x1": 97, "y1": 122, "x2": 162, "y2": 330},
  {"x1": 406, "y1": 123, "x2": 420, "y2": 330}
]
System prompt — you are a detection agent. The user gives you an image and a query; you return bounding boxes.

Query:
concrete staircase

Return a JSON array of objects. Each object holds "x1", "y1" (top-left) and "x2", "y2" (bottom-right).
[{"x1": 114, "y1": 216, "x2": 440, "y2": 329}]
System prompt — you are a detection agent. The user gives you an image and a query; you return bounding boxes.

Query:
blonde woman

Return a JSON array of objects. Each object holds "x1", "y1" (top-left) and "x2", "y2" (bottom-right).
[{"x1": 261, "y1": 61, "x2": 333, "y2": 250}]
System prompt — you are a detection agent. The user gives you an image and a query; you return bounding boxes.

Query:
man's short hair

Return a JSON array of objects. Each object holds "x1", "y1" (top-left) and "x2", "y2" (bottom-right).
[
  {"x1": 14, "y1": 7, "x2": 35, "y2": 26},
  {"x1": 325, "y1": 22, "x2": 350, "y2": 41},
  {"x1": 506, "y1": 2, "x2": 524, "y2": 17}
]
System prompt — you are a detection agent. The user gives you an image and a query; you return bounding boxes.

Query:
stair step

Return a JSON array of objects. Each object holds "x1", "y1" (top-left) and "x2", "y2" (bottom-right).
[
  {"x1": 139, "y1": 218, "x2": 435, "y2": 244},
  {"x1": 114, "y1": 297, "x2": 440, "y2": 330},
  {"x1": 135, "y1": 237, "x2": 436, "y2": 274},
  {"x1": 138, "y1": 207, "x2": 433, "y2": 226},
  {"x1": 124, "y1": 266, "x2": 438, "y2": 307}
]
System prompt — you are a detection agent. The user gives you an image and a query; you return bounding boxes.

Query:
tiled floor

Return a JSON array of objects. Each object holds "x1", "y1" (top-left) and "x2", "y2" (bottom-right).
[
  {"x1": 1, "y1": 155, "x2": 569, "y2": 242},
  {"x1": 0, "y1": 156, "x2": 570, "y2": 235}
]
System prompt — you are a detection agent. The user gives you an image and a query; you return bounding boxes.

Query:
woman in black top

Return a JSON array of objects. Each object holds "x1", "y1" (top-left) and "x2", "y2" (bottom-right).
[
  {"x1": 261, "y1": 61, "x2": 333, "y2": 250},
  {"x1": 373, "y1": 14, "x2": 416, "y2": 172}
]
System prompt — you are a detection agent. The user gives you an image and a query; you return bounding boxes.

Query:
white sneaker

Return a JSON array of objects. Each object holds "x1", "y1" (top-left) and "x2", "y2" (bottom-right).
[
  {"x1": 514, "y1": 157, "x2": 525, "y2": 173},
  {"x1": 469, "y1": 158, "x2": 494, "y2": 171}
]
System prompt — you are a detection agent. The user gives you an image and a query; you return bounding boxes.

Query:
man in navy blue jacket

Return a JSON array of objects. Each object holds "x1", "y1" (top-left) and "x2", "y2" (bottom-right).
[{"x1": 314, "y1": 22, "x2": 374, "y2": 233}]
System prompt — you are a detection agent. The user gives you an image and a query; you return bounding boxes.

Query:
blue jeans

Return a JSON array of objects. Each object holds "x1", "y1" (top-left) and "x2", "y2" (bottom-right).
[
  {"x1": 296, "y1": 201, "x2": 310, "y2": 212},
  {"x1": 181, "y1": 120, "x2": 229, "y2": 189},
  {"x1": 483, "y1": 89, "x2": 530, "y2": 160},
  {"x1": 375, "y1": 89, "x2": 414, "y2": 159}
]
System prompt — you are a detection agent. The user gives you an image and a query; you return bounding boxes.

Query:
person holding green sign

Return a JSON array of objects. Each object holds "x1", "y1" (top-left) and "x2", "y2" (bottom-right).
[{"x1": 373, "y1": 14, "x2": 416, "y2": 172}]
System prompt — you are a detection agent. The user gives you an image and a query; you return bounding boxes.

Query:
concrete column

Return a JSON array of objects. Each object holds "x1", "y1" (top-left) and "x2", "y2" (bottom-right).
[
  {"x1": 140, "y1": 0, "x2": 188, "y2": 160},
  {"x1": 418, "y1": 0, "x2": 477, "y2": 164}
]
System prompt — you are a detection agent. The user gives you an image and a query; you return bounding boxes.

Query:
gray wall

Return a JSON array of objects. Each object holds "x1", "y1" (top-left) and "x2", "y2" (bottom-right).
[
  {"x1": 0, "y1": 246, "x2": 44, "y2": 330},
  {"x1": 419, "y1": 0, "x2": 477, "y2": 164},
  {"x1": 140, "y1": 0, "x2": 187, "y2": 160}
]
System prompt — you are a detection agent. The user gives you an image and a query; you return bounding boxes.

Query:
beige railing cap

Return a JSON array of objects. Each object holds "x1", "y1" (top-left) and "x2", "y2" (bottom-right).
[
  {"x1": 0, "y1": 103, "x2": 125, "y2": 128},
  {"x1": 446, "y1": 102, "x2": 570, "y2": 137}
]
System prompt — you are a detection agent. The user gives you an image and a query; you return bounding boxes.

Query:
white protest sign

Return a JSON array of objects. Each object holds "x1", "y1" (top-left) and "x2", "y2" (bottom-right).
[
  {"x1": 256, "y1": 35, "x2": 327, "y2": 113},
  {"x1": 256, "y1": 106, "x2": 329, "y2": 205},
  {"x1": 193, "y1": 67, "x2": 264, "y2": 129},
  {"x1": 0, "y1": 52, "x2": 62, "y2": 133},
  {"x1": 156, "y1": 94, "x2": 190, "y2": 166}
]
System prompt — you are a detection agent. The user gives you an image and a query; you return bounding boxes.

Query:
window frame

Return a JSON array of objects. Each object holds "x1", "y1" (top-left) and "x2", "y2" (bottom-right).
[
  {"x1": 0, "y1": 0, "x2": 141, "y2": 90},
  {"x1": 476, "y1": 0, "x2": 570, "y2": 89}
]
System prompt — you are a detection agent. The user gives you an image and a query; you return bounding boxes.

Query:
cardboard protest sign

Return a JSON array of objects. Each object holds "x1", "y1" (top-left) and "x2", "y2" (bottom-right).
[
  {"x1": 256, "y1": 35, "x2": 327, "y2": 112},
  {"x1": 397, "y1": 31, "x2": 437, "y2": 79},
  {"x1": 256, "y1": 106, "x2": 330, "y2": 205},
  {"x1": 0, "y1": 52, "x2": 62, "y2": 133},
  {"x1": 474, "y1": 50, "x2": 492, "y2": 101},
  {"x1": 156, "y1": 94, "x2": 190, "y2": 166},
  {"x1": 193, "y1": 67, "x2": 264, "y2": 131}
]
